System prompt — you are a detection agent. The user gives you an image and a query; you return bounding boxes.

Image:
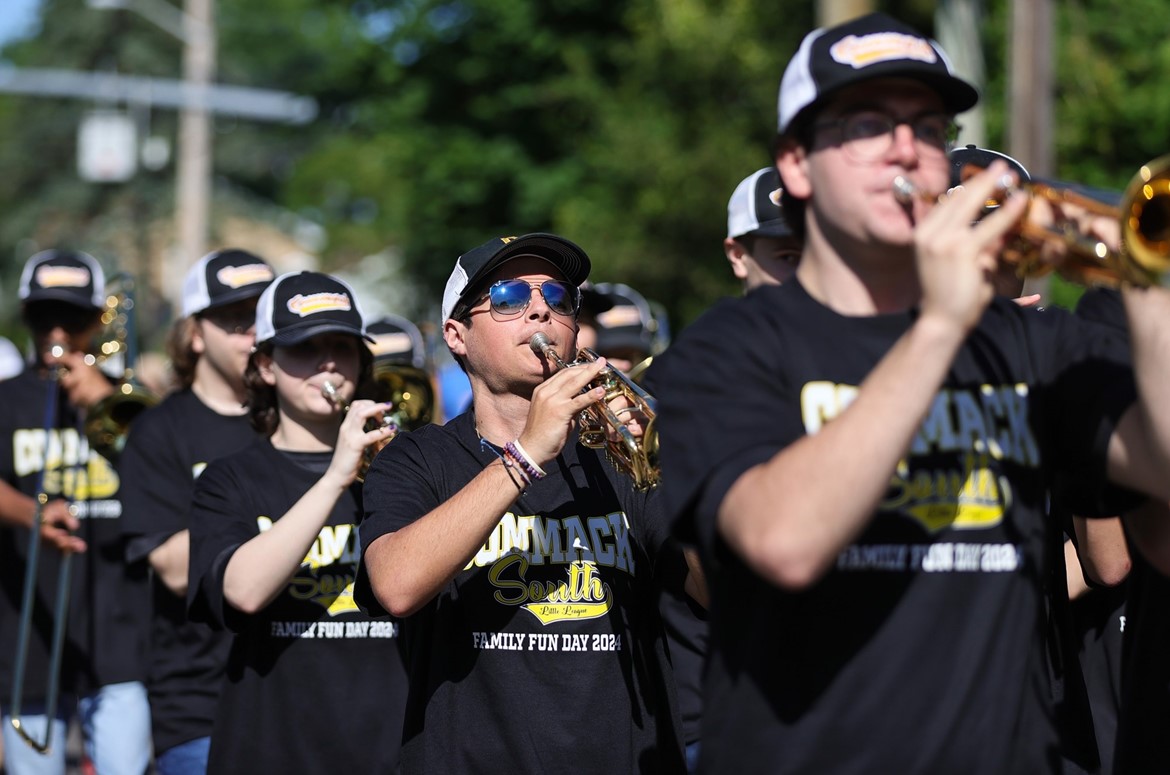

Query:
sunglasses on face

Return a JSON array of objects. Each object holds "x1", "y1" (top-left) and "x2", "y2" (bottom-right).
[
  {"x1": 23, "y1": 302, "x2": 100, "y2": 335},
  {"x1": 469, "y1": 280, "x2": 581, "y2": 319}
]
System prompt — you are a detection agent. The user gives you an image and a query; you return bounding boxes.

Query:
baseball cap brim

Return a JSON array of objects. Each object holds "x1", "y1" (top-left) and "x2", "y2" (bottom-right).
[
  {"x1": 787, "y1": 71, "x2": 978, "y2": 135},
  {"x1": 21, "y1": 290, "x2": 102, "y2": 310},
  {"x1": 201, "y1": 285, "x2": 268, "y2": 313},
  {"x1": 268, "y1": 321, "x2": 375, "y2": 347},
  {"x1": 742, "y1": 220, "x2": 798, "y2": 240}
]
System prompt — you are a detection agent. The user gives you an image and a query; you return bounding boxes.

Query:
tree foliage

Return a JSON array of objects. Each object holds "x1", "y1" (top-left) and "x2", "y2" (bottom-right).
[{"x1": 1, "y1": 0, "x2": 1169, "y2": 347}]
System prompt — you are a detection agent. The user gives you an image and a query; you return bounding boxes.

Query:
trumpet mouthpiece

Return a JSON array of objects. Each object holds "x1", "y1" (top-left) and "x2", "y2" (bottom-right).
[
  {"x1": 892, "y1": 176, "x2": 917, "y2": 205},
  {"x1": 321, "y1": 380, "x2": 342, "y2": 408},
  {"x1": 529, "y1": 333, "x2": 551, "y2": 355}
]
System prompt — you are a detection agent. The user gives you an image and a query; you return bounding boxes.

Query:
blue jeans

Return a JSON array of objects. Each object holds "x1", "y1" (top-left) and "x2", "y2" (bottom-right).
[
  {"x1": 155, "y1": 736, "x2": 211, "y2": 775},
  {"x1": 2, "y1": 681, "x2": 152, "y2": 775}
]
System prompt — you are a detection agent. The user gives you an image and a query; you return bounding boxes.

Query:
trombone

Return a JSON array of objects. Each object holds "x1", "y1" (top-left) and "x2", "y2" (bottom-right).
[
  {"x1": 894, "y1": 154, "x2": 1170, "y2": 288},
  {"x1": 9, "y1": 345, "x2": 76, "y2": 755}
]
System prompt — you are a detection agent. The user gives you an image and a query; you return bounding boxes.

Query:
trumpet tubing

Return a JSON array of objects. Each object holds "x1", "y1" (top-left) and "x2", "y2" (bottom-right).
[
  {"x1": 894, "y1": 155, "x2": 1170, "y2": 288},
  {"x1": 529, "y1": 333, "x2": 660, "y2": 491}
]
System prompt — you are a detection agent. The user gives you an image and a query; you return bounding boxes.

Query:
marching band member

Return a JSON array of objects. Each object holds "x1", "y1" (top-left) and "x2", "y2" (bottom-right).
[
  {"x1": 0, "y1": 249, "x2": 151, "y2": 775},
  {"x1": 356, "y1": 234, "x2": 693, "y2": 773},
  {"x1": 119, "y1": 249, "x2": 275, "y2": 775},
  {"x1": 653, "y1": 12, "x2": 1170, "y2": 773},
  {"x1": 187, "y1": 271, "x2": 407, "y2": 774}
]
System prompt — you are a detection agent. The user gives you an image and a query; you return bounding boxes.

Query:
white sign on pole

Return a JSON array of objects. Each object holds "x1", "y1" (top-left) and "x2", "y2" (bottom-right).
[{"x1": 78, "y1": 110, "x2": 138, "y2": 182}]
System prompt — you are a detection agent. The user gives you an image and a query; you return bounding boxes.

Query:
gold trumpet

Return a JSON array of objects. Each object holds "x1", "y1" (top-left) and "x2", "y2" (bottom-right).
[
  {"x1": 321, "y1": 373, "x2": 431, "y2": 482},
  {"x1": 529, "y1": 332, "x2": 659, "y2": 490},
  {"x1": 893, "y1": 155, "x2": 1170, "y2": 288}
]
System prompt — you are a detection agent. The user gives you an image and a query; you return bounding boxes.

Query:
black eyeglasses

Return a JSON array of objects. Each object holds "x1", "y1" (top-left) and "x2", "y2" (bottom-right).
[
  {"x1": 465, "y1": 280, "x2": 581, "y2": 319},
  {"x1": 813, "y1": 110, "x2": 959, "y2": 163}
]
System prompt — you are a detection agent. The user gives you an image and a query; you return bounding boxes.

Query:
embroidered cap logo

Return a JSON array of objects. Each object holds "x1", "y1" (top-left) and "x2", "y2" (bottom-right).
[
  {"x1": 830, "y1": 32, "x2": 938, "y2": 69},
  {"x1": 286, "y1": 292, "x2": 353, "y2": 317}
]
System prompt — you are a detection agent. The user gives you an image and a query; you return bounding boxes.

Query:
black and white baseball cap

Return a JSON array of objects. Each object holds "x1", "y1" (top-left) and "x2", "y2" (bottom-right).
[
  {"x1": 593, "y1": 282, "x2": 655, "y2": 357},
  {"x1": 727, "y1": 168, "x2": 796, "y2": 241},
  {"x1": 366, "y1": 314, "x2": 425, "y2": 368},
  {"x1": 948, "y1": 144, "x2": 1031, "y2": 189},
  {"x1": 442, "y1": 233, "x2": 591, "y2": 321},
  {"x1": 254, "y1": 271, "x2": 371, "y2": 347},
  {"x1": 18, "y1": 249, "x2": 106, "y2": 310},
  {"x1": 181, "y1": 249, "x2": 276, "y2": 317},
  {"x1": 777, "y1": 12, "x2": 979, "y2": 134}
]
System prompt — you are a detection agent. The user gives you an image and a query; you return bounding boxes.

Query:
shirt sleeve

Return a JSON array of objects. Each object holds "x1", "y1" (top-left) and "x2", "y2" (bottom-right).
[
  {"x1": 354, "y1": 431, "x2": 445, "y2": 616},
  {"x1": 187, "y1": 460, "x2": 258, "y2": 631},
  {"x1": 653, "y1": 297, "x2": 794, "y2": 564},
  {"x1": 1025, "y1": 304, "x2": 1137, "y2": 515},
  {"x1": 119, "y1": 410, "x2": 191, "y2": 562}
]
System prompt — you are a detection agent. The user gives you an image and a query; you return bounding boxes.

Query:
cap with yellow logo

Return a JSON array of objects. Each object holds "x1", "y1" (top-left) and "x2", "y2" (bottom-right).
[
  {"x1": 254, "y1": 271, "x2": 371, "y2": 347},
  {"x1": 181, "y1": 248, "x2": 276, "y2": 317},
  {"x1": 19, "y1": 249, "x2": 106, "y2": 310}
]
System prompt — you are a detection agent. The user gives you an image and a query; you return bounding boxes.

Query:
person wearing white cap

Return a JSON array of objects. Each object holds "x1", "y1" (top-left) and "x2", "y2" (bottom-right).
[
  {"x1": 355, "y1": 233, "x2": 695, "y2": 773},
  {"x1": 724, "y1": 167, "x2": 802, "y2": 292},
  {"x1": 186, "y1": 271, "x2": 407, "y2": 774},
  {"x1": 118, "y1": 248, "x2": 274, "y2": 775},
  {"x1": 652, "y1": 11, "x2": 1170, "y2": 774},
  {"x1": 0, "y1": 249, "x2": 152, "y2": 775}
]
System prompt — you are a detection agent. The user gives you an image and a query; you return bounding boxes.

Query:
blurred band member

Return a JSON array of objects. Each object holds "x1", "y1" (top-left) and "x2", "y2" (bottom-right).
[
  {"x1": 356, "y1": 233, "x2": 694, "y2": 773},
  {"x1": 0, "y1": 249, "x2": 152, "y2": 775},
  {"x1": 724, "y1": 167, "x2": 802, "y2": 291},
  {"x1": 187, "y1": 271, "x2": 407, "y2": 774},
  {"x1": 653, "y1": 12, "x2": 1170, "y2": 773},
  {"x1": 119, "y1": 249, "x2": 274, "y2": 775}
]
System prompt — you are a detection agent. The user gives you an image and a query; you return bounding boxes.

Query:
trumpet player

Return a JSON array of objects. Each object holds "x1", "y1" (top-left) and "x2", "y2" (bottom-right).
[
  {"x1": 356, "y1": 233, "x2": 699, "y2": 774},
  {"x1": 0, "y1": 249, "x2": 151, "y2": 775},
  {"x1": 185, "y1": 271, "x2": 407, "y2": 774},
  {"x1": 118, "y1": 249, "x2": 274, "y2": 775},
  {"x1": 653, "y1": 11, "x2": 1170, "y2": 774}
]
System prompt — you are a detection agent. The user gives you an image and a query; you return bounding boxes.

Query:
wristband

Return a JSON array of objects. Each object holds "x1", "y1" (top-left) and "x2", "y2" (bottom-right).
[
  {"x1": 480, "y1": 438, "x2": 529, "y2": 489},
  {"x1": 505, "y1": 440, "x2": 546, "y2": 481}
]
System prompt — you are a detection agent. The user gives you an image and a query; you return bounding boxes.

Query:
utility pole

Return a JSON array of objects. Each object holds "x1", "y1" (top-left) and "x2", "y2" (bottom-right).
[
  {"x1": 1008, "y1": 0, "x2": 1054, "y2": 300},
  {"x1": 816, "y1": 0, "x2": 874, "y2": 27},
  {"x1": 174, "y1": 0, "x2": 215, "y2": 309},
  {"x1": 1008, "y1": 0, "x2": 1053, "y2": 178}
]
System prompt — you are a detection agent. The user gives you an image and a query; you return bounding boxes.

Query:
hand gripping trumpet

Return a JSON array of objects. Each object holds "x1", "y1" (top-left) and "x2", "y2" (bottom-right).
[
  {"x1": 321, "y1": 380, "x2": 397, "y2": 482},
  {"x1": 893, "y1": 155, "x2": 1170, "y2": 288},
  {"x1": 529, "y1": 333, "x2": 660, "y2": 490}
]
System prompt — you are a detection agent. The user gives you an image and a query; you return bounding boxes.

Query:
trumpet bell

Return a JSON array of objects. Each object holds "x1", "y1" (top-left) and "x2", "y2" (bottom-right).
[
  {"x1": 84, "y1": 385, "x2": 159, "y2": 459},
  {"x1": 1121, "y1": 158, "x2": 1170, "y2": 285},
  {"x1": 365, "y1": 364, "x2": 435, "y2": 431}
]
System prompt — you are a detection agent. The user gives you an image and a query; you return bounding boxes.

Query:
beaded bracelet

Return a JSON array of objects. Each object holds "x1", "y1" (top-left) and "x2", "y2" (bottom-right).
[
  {"x1": 505, "y1": 440, "x2": 547, "y2": 481},
  {"x1": 480, "y1": 438, "x2": 530, "y2": 489}
]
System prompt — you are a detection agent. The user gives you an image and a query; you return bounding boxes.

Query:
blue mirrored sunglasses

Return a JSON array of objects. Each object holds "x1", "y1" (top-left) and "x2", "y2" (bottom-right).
[{"x1": 480, "y1": 279, "x2": 581, "y2": 318}]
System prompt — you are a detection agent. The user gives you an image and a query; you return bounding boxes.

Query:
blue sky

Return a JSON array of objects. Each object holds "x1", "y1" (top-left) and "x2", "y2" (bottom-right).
[{"x1": 0, "y1": 0, "x2": 42, "y2": 47}]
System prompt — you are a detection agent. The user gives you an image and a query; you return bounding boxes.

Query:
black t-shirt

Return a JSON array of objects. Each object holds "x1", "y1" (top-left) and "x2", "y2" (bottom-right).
[
  {"x1": 1074, "y1": 286, "x2": 1168, "y2": 774},
  {"x1": 188, "y1": 439, "x2": 407, "y2": 775},
  {"x1": 355, "y1": 411, "x2": 686, "y2": 774},
  {"x1": 119, "y1": 388, "x2": 260, "y2": 754},
  {"x1": 652, "y1": 280, "x2": 1135, "y2": 774},
  {"x1": 0, "y1": 367, "x2": 149, "y2": 699}
]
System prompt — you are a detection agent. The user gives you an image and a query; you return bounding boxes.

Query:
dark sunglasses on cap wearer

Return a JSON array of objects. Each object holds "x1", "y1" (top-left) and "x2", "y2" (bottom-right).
[
  {"x1": 23, "y1": 301, "x2": 101, "y2": 335},
  {"x1": 463, "y1": 279, "x2": 581, "y2": 319},
  {"x1": 198, "y1": 302, "x2": 258, "y2": 336}
]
